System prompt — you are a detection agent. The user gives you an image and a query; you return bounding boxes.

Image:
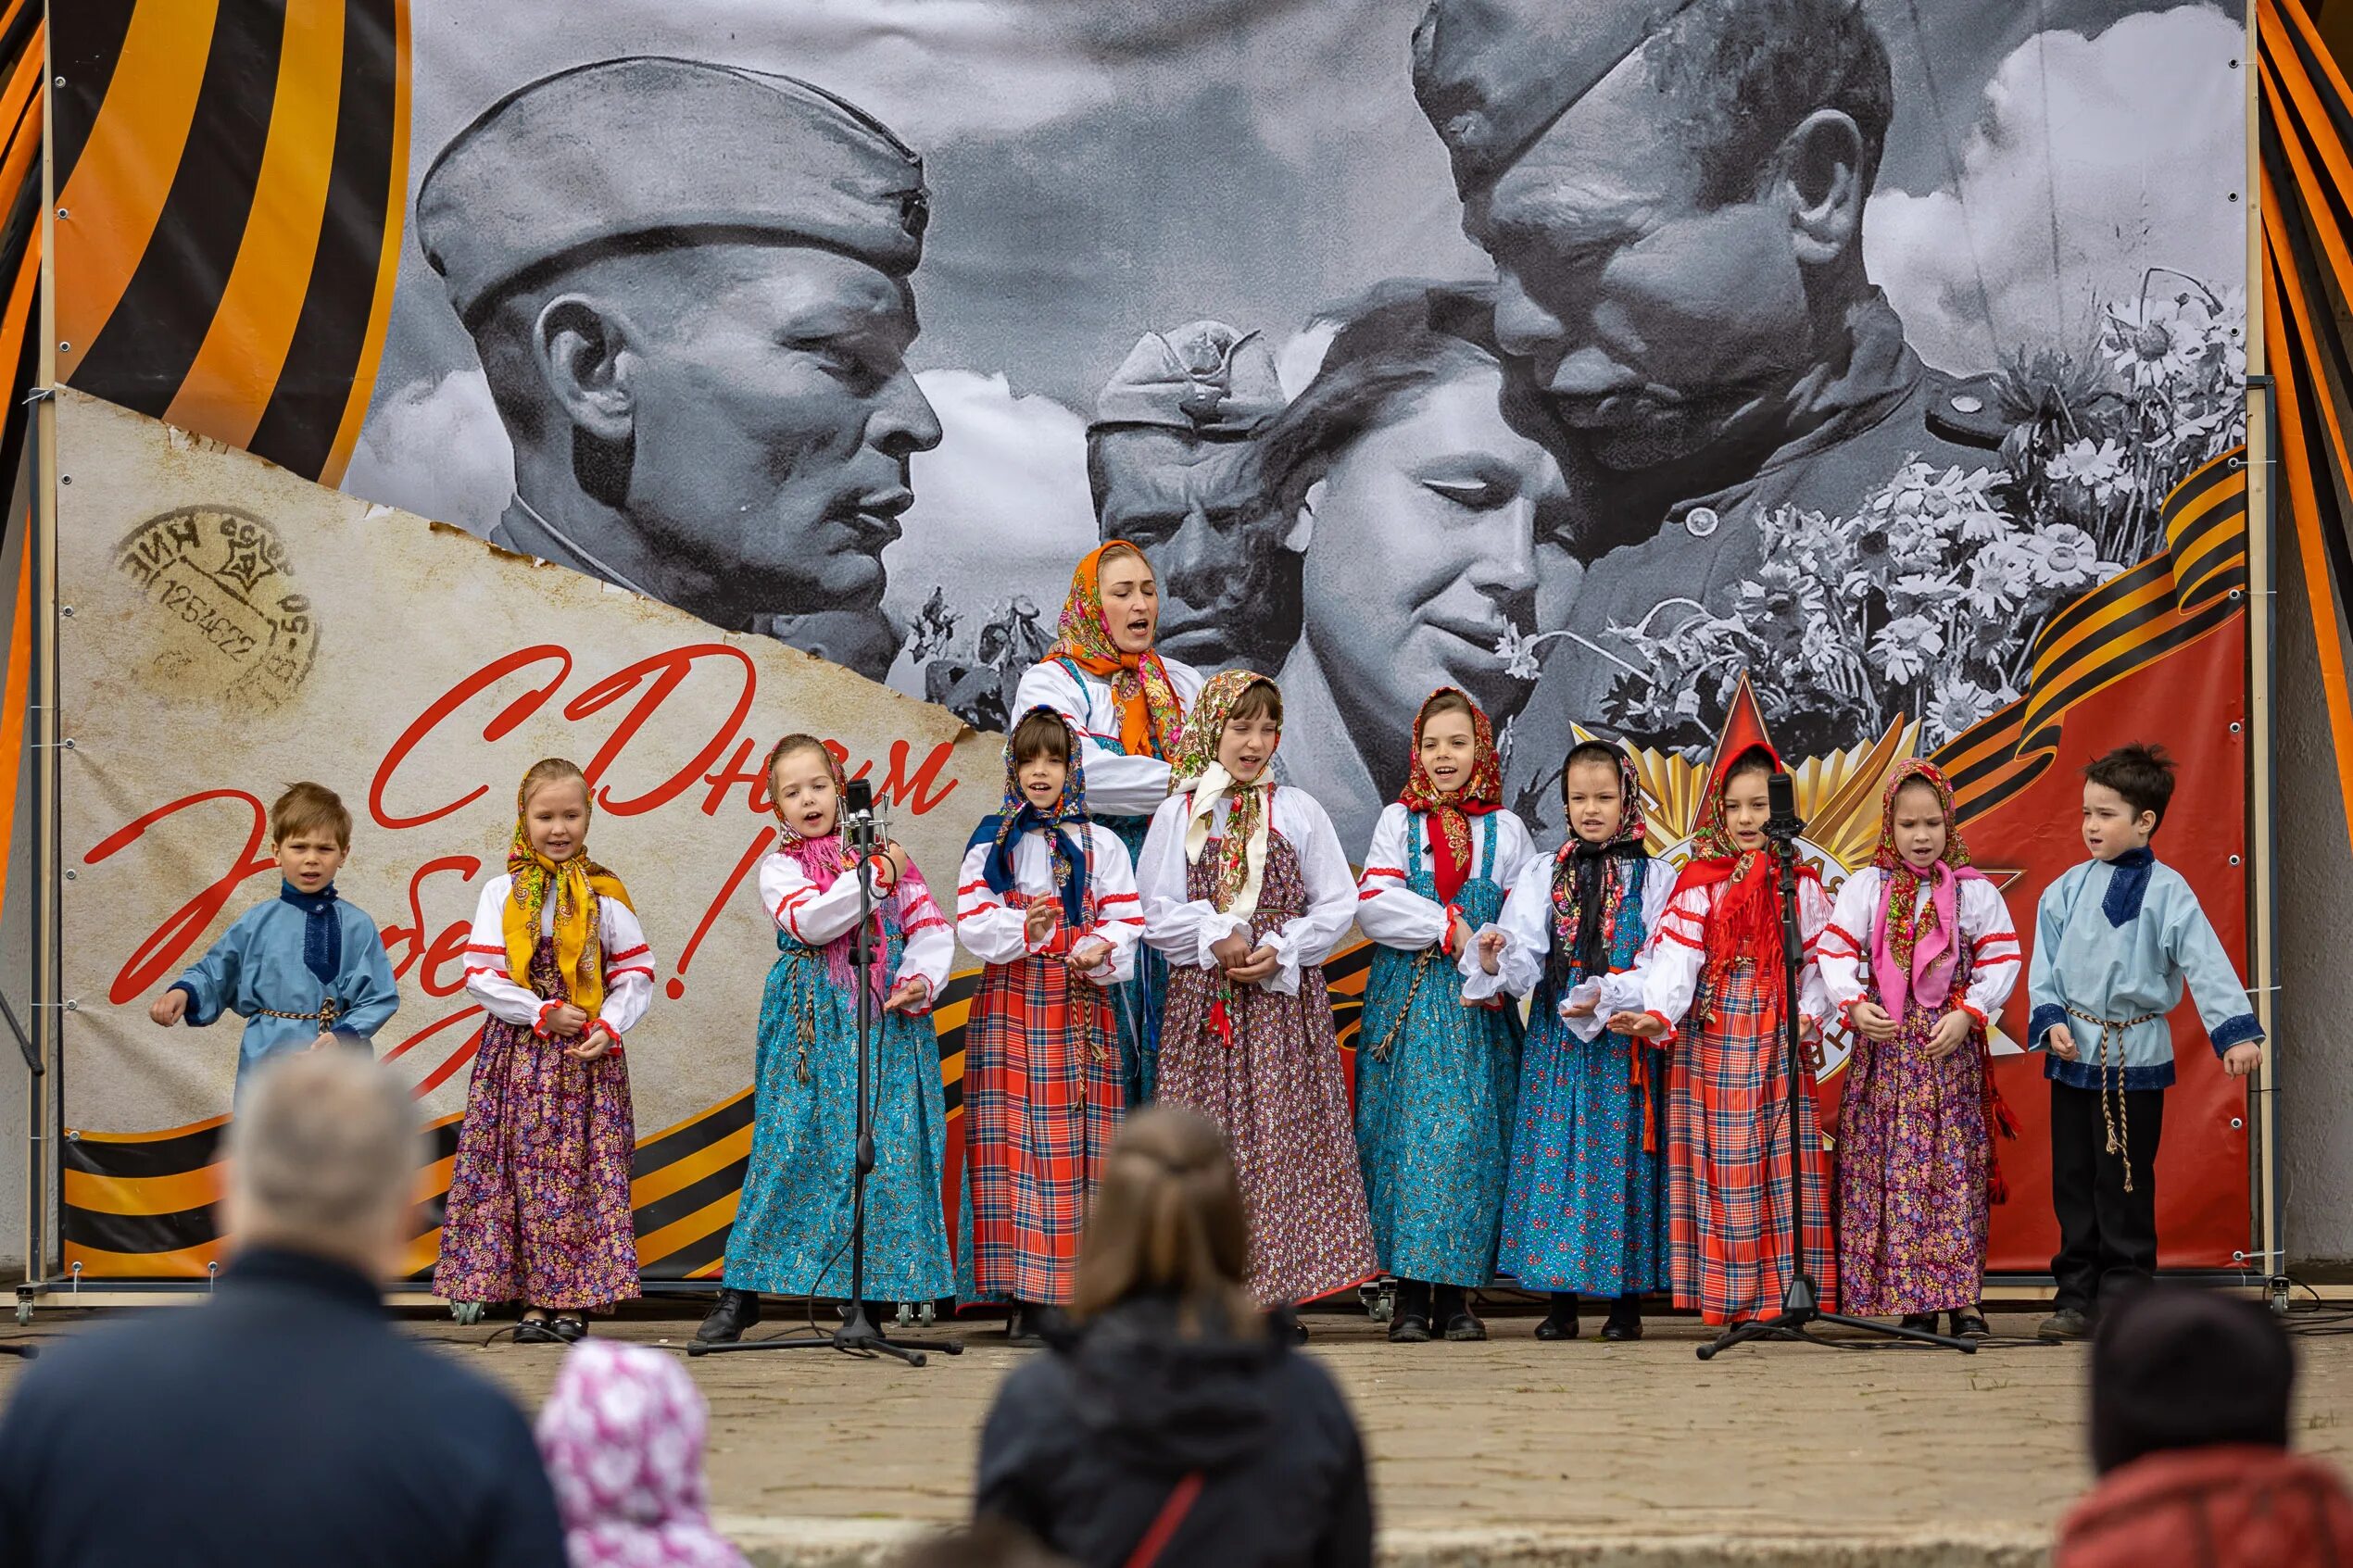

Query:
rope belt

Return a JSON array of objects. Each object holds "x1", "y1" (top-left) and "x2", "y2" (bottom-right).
[
  {"x1": 257, "y1": 999, "x2": 340, "y2": 1030},
  {"x1": 2066, "y1": 1004, "x2": 2162, "y2": 1193}
]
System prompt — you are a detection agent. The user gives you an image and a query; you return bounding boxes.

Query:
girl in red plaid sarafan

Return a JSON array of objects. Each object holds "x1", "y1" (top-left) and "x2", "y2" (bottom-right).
[
  {"x1": 1607, "y1": 742, "x2": 1837, "y2": 1326},
  {"x1": 954, "y1": 706, "x2": 1144, "y2": 1344}
]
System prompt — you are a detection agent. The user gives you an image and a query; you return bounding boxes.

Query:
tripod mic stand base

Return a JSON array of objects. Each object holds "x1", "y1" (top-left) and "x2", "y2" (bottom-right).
[
  {"x1": 686, "y1": 1304, "x2": 964, "y2": 1367},
  {"x1": 1696, "y1": 1276, "x2": 1976, "y2": 1360}
]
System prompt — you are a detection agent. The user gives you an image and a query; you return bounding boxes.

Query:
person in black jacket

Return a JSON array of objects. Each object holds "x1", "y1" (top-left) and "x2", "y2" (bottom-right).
[
  {"x1": 974, "y1": 1107, "x2": 1373, "y2": 1568},
  {"x1": 0, "y1": 1050, "x2": 566, "y2": 1567}
]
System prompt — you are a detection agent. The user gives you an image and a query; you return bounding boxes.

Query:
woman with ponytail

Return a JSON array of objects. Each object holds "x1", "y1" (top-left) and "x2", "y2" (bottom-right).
[{"x1": 975, "y1": 1108, "x2": 1373, "y2": 1568}]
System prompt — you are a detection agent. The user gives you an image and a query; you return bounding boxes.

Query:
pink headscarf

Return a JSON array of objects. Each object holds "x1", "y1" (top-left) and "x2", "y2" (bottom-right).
[{"x1": 535, "y1": 1341, "x2": 749, "y2": 1568}]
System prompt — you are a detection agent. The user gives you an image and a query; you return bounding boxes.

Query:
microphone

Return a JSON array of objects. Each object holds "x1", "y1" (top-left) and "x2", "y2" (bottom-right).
[
  {"x1": 1765, "y1": 768, "x2": 1806, "y2": 844},
  {"x1": 843, "y1": 776, "x2": 876, "y2": 849}
]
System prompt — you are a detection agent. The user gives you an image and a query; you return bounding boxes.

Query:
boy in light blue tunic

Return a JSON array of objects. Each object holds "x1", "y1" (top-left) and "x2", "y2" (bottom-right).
[
  {"x1": 149, "y1": 783, "x2": 398, "y2": 1098},
  {"x1": 2025, "y1": 746, "x2": 2263, "y2": 1341}
]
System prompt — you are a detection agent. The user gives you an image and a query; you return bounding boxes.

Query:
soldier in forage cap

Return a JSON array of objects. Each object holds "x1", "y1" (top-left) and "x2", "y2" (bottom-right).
[
  {"x1": 1087, "y1": 321, "x2": 1298, "y2": 676},
  {"x1": 414, "y1": 56, "x2": 943, "y2": 682},
  {"x1": 1410, "y1": 0, "x2": 2008, "y2": 810}
]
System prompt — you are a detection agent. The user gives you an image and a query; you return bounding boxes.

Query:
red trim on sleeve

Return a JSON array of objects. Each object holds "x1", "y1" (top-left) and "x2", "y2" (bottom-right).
[
  {"x1": 1958, "y1": 1002, "x2": 1989, "y2": 1029},
  {"x1": 901, "y1": 915, "x2": 949, "y2": 936},
  {"x1": 533, "y1": 998, "x2": 561, "y2": 1039},
  {"x1": 463, "y1": 943, "x2": 505, "y2": 957},
  {"x1": 605, "y1": 944, "x2": 650, "y2": 963},
  {"x1": 1972, "y1": 953, "x2": 2020, "y2": 970},
  {"x1": 603, "y1": 966, "x2": 654, "y2": 985},
  {"x1": 1100, "y1": 891, "x2": 1140, "y2": 906},
  {"x1": 1659, "y1": 928, "x2": 1704, "y2": 949}
]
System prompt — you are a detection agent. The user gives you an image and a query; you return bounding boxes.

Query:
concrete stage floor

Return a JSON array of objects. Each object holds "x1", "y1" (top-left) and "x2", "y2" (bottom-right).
[{"x1": 4, "y1": 1298, "x2": 2349, "y2": 1567}]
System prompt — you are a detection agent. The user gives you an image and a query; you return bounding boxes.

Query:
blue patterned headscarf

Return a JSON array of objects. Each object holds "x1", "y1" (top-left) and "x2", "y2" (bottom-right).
[{"x1": 964, "y1": 706, "x2": 1092, "y2": 926}]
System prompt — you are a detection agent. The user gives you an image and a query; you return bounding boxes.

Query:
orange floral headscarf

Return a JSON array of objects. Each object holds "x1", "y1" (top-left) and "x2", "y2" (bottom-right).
[
  {"x1": 1396, "y1": 688, "x2": 1501, "y2": 905},
  {"x1": 1045, "y1": 541, "x2": 1187, "y2": 761}
]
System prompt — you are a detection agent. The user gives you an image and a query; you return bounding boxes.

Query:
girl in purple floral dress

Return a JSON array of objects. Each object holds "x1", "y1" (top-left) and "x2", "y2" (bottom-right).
[
  {"x1": 1139, "y1": 671, "x2": 1376, "y2": 1325},
  {"x1": 436, "y1": 759, "x2": 658, "y2": 1343},
  {"x1": 1817, "y1": 760, "x2": 2021, "y2": 1339}
]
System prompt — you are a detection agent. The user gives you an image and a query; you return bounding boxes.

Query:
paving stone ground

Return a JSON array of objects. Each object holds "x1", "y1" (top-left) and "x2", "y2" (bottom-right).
[{"x1": 5, "y1": 1299, "x2": 2349, "y2": 1567}]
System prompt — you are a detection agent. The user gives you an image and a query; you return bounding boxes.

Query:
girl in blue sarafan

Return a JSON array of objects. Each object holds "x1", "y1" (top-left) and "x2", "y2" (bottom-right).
[
  {"x1": 149, "y1": 782, "x2": 398, "y2": 1098},
  {"x1": 1468, "y1": 738, "x2": 1677, "y2": 1343},
  {"x1": 695, "y1": 734, "x2": 956, "y2": 1346},
  {"x1": 1353, "y1": 688, "x2": 1537, "y2": 1344}
]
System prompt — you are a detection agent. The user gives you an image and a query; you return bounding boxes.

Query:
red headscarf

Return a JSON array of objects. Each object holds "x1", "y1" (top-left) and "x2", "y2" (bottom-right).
[
  {"x1": 1396, "y1": 688, "x2": 1502, "y2": 904},
  {"x1": 1044, "y1": 541, "x2": 1187, "y2": 761},
  {"x1": 1670, "y1": 741, "x2": 1817, "y2": 980}
]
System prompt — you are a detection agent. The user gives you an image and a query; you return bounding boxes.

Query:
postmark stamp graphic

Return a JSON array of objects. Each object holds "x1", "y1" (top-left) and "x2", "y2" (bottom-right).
[{"x1": 113, "y1": 506, "x2": 318, "y2": 712}]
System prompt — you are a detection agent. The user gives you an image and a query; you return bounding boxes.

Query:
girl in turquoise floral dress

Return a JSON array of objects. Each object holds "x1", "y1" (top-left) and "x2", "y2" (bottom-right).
[
  {"x1": 1471, "y1": 739, "x2": 1677, "y2": 1342},
  {"x1": 1354, "y1": 689, "x2": 1538, "y2": 1343}
]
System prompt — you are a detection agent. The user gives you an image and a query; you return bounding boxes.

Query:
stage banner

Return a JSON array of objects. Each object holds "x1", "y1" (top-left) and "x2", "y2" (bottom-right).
[{"x1": 50, "y1": 0, "x2": 2253, "y2": 1278}]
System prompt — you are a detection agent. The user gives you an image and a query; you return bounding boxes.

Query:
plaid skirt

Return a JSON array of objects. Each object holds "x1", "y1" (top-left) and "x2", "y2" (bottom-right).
[
  {"x1": 1666, "y1": 961, "x2": 1837, "y2": 1324},
  {"x1": 962, "y1": 942, "x2": 1126, "y2": 1304}
]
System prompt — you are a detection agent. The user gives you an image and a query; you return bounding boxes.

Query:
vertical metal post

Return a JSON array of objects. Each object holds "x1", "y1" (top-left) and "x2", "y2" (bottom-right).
[
  {"x1": 2239, "y1": 2, "x2": 2284, "y2": 1296},
  {"x1": 26, "y1": 25, "x2": 59, "y2": 1301}
]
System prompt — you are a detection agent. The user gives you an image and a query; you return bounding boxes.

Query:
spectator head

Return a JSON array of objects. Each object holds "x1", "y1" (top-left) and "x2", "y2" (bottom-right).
[
  {"x1": 222, "y1": 1051, "x2": 422, "y2": 1281},
  {"x1": 895, "y1": 1520, "x2": 1075, "y2": 1568},
  {"x1": 1072, "y1": 1107, "x2": 1259, "y2": 1338},
  {"x1": 536, "y1": 1340, "x2": 748, "y2": 1568},
  {"x1": 2090, "y1": 1286, "x2": 2296, "y2": 1474}
]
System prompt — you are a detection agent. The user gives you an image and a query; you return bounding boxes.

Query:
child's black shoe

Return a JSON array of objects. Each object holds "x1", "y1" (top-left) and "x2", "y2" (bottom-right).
[{"x1": 695, "y1": 1288, "x2": 761, "y2": 1345}]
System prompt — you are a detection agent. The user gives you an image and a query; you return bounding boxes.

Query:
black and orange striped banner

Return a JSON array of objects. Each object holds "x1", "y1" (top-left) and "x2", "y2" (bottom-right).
[
  {"x1": 1931, "y1": 449, "x2": 2249, "y2": 821},
  {"x1": 2259, "y1": 0, "x2": 2353, "y2": 856},
  {"x1": 51, "y1": 0, "x2": 408, "y2": 487}
]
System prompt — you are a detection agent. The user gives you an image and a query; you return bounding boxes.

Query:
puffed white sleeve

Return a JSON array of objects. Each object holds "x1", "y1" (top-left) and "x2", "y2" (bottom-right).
[
  {"x1": 1011, "y1": 660, "x2": 1174, "y2": 818},
  {"x1": 1958, "y1": 877, "x2": 2022, "y2": 1027},
  {"x1": 1629, "y1": 884, "x2": 1710, "y2": 1035},
  {"x1": 891, "y1": 863, "x2": 954, "y2": 1011},
  {"x1": 1355, "y1": 805, "x2": 1447, "y2": 952},
  {"x1": 591, "y1": 897, "x2": 657, "y2": 1041},
  {"x1": 760, "y1": 849, "x2": 878, "y2": 947},
  {"x1": 1463, "y1": 858, "x2": 1552, "y2": 1003},
  {"x1": 462, "y1": 877, "x2": 556, "y2": 1031},
  {"x1": 954, "y1": 838, "x2": 1034, "y2": 967},
  {"x1": 1081, "y1": 824, "x2": 1142, "y2": 985},
  {"x1": 1140, "y1": 795, "x2": 1250, "y2": 969},
  {"x1": 1257, "y1": 789, "x2": 1360, "y2": 995},
  {"x1": 1797, "y1": 872, "x2": 1834, "y2": 1029},
  {"x1": 1592, "y1": 859, "x2": 1684, "y2": 1022},
  {"x1": 1816, "y1": 870, "x2": 1878, "y2": 1021}
]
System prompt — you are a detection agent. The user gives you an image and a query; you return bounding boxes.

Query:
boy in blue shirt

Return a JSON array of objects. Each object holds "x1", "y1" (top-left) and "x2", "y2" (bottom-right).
[
  {"x1": 149, "y1": 783, "x2": 399, "y2": 1098},
  {"x1": 2027, "y1": 745, "x2": 2263, "y2": 1340}
]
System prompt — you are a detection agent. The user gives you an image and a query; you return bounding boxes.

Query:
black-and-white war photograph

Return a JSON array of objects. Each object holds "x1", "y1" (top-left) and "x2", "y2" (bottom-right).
[{"x1": 344, "y1": 0, "x2": 2246, "y2": 852}]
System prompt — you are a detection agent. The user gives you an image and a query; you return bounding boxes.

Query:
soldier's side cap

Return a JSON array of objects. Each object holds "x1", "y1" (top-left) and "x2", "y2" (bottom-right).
[
  {"x1": 1411, "y1": 0, "x2": 1707, "y2": 199},
  {"x1": 1090, "y1": 321, "x2": 1287, "y2": 437},
  {"x1": 416, "y1": 56, "x2": 928, "y2": 322}
]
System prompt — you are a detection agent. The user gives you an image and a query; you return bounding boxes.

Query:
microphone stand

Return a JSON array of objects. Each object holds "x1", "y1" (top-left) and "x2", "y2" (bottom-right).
[
  {"x1": 1699, "y1": 782, "x2": 1973, "y2": 1360},
  {"x1": 690, "y1": 798, "x2": 961, "y2": 1368}
]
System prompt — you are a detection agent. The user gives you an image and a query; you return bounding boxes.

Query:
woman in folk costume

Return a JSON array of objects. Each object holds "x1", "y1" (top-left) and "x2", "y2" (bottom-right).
[
  {"x1": 1607, "y1": 743, "x2": 1837, "y2": 1326},
  {"x1": 694, "y1": 736, "x2": 955, "y2": 1346},
  {"x1": 1139, "y1": 671, "x2": 1376, "y2": 1327},
  {"x1": 439, "y1": 759, "x2": 658, "y2": 1343},
  {"x1": 1818, "y1": 759, "x2": 2021, "y2": 1338},
  {"x1": 954, "y1": 706, "x2": 1145, "y2": 1343},
  {"x1": 1353, "y1": 688, "x2": 1537, "y2": 1344},
  {"x1": 1472, "y1": 739, "x2": 1679, "y2": 1343},
  {"x1": 1013, "y1": 542, "x2": 1205, "y2": 1107}
]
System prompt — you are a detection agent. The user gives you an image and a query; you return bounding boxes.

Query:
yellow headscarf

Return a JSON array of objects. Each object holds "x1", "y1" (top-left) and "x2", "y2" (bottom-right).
[{"x1": 503, "y1": 771, "x2": 634, "y2": 1016}]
